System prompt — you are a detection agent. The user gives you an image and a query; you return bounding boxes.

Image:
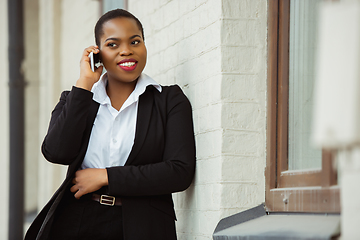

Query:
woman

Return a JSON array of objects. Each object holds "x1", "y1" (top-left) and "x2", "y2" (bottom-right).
[{"x1": 25, "y1": 9, "x2": 196, "y2": 240}]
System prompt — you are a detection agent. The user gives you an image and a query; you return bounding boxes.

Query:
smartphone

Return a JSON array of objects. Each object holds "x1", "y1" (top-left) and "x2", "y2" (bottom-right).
[{"x1": 88, "y1": 52, "x2": 101, "y2": 72}]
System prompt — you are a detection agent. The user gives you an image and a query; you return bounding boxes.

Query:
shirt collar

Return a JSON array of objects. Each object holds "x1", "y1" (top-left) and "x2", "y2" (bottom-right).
[{"x1": 91, "y1": 73, "x2": 162, "y2": 105}]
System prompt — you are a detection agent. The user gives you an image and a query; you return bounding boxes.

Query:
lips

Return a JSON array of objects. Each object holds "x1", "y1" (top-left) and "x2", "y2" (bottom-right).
[{"x1": 118, "y1": 58, "x2": 138, "y2": 71}]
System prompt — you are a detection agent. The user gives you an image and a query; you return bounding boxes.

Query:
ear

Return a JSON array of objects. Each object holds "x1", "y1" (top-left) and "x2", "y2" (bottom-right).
[{"x1": 94, "y1": 51, "x2": 101, "y2": 64}]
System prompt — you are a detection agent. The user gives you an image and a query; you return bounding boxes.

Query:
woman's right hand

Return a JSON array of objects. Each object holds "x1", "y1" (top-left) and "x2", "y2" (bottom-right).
[{"x1": 75, "y1": 46, "x2": 104, "y2": 91}]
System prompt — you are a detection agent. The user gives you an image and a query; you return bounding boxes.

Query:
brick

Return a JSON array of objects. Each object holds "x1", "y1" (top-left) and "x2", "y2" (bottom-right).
[
  {"x1": 195, "y1": 157, "x2": 222, "y2": 184},
  {"x1": 182, "y1": 14, "x2": 193, "y2": 38},
  {"x1": 195, "y1": 183, "x2": 222, "y2": 210},
  {"x1": 158, "y1": 0, "x2": 170, "y2": 8},
  {"x1": 222, "y1": 129, "x2": 263, "y2": 156},
  {"x1": 221, "y1": 156, "x2": 263, "y2": 182},
  {"x1": 221, "y1": 74, "x2": 265, "y2": 101},
  {"x1": 194, "y1": 48, "x2": 223, "y2": 79},
  {"x1": 194, "y1": 75, "x2": 222, "y2": 107},
  {"x1": 175, "y1": 209, "x2": 200, "y2": 233},
  {"x1": 221, "y1": 156, "x2": 258, "y2": 183},
  {"x1": 163, "y1": 0, "x2": 179, "y2": 25},
  {"x1": 196, "y1": 130, "x2": 223, "y2": 159},
  {"x1": 197, "y1": 210, "x2": 222, "y2": 236},
  {"x1": 162, "y1": 45, "x2": 176, "y2": 70},
  {"x1": 221, "y1": 102, "x2": 264, "y2": 130},
  {"x1": 196, "y1": 21, "x2": 222, "y2": 52},
  {"x1": 148, "y1": 9, "x2": 164, "y2": 33},
  {"x1": 173, "y1": 185, "x2": 197, "y2": 210},
  {"x1": 165, "y1": 67, "x2": 176, "y2": 85},
  {"x1": 206, "y1": 0, "x2": 222, "y2": 24},
  {"x1": 221, "y1": 46, "x2": 261, "y2": 74},
  {"x1": 179, "y1": 1, "x2": 197, "y2": 16},
  {"x1": 195, "y1": 0, "x2": 207, "y2": 8},
  {"x1": 221, "y1": 19, "x2": 253, "y2": 46},
  {"x1": 173, "y1": 17, "x2": 185, "y2": 43},
  {"x1": 221, "y1": 183, "x2": 263, "y2": 208},
  {"x1": 193, "y1": 104, "x2": 222, "y2": 133},
  {"x1": 222, "y1": 0, "x2": 266, "y2": 19},
  {"x1": 190, "y1": 7, "x2": 201, "y2": 35}
]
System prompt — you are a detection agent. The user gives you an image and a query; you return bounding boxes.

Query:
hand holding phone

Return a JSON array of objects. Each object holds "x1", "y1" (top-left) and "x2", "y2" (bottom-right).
[
  {"x1": 88, "y1": 51, "x2": 101, "y2": 72},
  {"x1": 76, "y1": 47, "x2": 103, "y2": 91}
]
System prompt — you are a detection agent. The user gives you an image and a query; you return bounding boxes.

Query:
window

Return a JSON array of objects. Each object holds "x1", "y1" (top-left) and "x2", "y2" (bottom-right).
[
  {"x1": 266, "y1": 0, "x2": 339, "y2": 213},
  {"x1": 100, "y1": 0, "x2": 127, "y2": 13}
]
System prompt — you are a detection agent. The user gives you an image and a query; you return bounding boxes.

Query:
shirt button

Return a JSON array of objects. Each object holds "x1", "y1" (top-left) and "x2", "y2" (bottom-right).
[{"x1": 113, "y1": 139, "x2": 117, "y2": 143}]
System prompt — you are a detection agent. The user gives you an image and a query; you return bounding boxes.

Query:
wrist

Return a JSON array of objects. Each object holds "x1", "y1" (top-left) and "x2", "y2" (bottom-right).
[
  {"x1": 76, "y1": 78, "x2": 94, "y2": 91},
  {"x1": 102, "y1": 169, "x2": 109, "y2": 186}
]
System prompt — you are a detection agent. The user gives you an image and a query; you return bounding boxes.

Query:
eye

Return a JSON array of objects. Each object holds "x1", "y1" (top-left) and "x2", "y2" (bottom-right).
[
  {"x1": 107, "y1": 42, "x2": 117, "y2": 48},
  {"x1": 131, "y1": 40, "x2": 140, "y2": 45}
]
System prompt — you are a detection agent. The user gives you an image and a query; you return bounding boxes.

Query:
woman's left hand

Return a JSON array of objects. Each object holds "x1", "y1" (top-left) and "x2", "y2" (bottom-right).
[{"x1": 70, "y1": 168, "x2": 108, "y2": 199}]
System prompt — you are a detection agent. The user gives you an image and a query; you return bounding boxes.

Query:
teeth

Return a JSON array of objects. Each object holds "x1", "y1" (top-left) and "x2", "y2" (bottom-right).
[{"x1": 120, "y1": 62, "x2": 136, "y2": 67}]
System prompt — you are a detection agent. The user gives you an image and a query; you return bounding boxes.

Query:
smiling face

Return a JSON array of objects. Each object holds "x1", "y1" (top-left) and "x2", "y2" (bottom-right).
[{"x1": 99, "y1": 17, "x2": 147, "y2": 84}]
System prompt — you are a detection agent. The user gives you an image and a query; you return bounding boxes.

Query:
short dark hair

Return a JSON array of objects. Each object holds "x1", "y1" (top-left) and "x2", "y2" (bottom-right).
[{"x1": 94, "y1": 9, "x2": 144, "y2": 46}]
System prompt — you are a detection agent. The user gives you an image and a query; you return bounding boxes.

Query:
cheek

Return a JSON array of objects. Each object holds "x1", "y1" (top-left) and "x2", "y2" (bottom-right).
[
  {"x1": 143, "y1": 47, "x2": 147, "y2": 58},
  {"x1": 140, "y1": 47, "x2": 147, "y2": 63},
  {"x1": 100, "y1": 52, "x2": 113, "y2": 65}
]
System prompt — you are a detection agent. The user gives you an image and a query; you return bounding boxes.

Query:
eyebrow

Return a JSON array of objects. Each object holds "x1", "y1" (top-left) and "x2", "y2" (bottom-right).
[{"x1": 104, "y1": 35, "x2": 142, "y2": 43}]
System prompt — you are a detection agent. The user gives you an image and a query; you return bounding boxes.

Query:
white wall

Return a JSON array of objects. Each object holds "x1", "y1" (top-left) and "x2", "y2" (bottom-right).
[
  {"x1": 219, "y1": 0, "x2": 267, "y2": 217},
  {"x1": 128, "y1": 0, "x2": 268, "y2": 239},
  {"x1": 36, "y1": 0, "x2": 101, "y2": 209},
  {"x1": 24, "y1": 0, "x2": 40, "y2": 214},
  {"x1": 0, "y1": 0, "x2": 9, "y2": 238},
  {"x1": 60, "y1": 0, "x2": 101, "y2": 90}
]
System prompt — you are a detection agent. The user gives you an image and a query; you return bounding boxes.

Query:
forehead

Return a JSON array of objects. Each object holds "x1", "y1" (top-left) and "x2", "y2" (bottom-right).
[{"x1": 101, "y1": 17, "x2": 141, "y2": 39}]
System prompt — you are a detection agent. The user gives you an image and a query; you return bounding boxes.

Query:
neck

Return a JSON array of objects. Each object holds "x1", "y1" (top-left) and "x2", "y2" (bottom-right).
[{"x1": 106, "y1": 76, "x2": 138, "y2": 111}]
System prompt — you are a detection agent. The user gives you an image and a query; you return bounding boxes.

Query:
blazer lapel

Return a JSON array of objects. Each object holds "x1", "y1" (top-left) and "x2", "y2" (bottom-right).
[{"x1": 126, "y1": 88, "x2": 154, "y2": 165}]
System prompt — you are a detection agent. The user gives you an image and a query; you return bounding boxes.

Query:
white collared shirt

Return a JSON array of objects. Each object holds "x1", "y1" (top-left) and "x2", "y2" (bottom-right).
[{"x1": 81, "y1": 73, "x2": 162, "y2": 169}]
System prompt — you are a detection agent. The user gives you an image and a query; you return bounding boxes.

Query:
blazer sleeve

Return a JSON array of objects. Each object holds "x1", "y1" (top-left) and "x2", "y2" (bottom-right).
[
  {"x1": 41, "y1": 86, "x2": 94, "y2": 165},
  {"x1": 106, "y1": 85, "x2": 196, "y2": 196}
]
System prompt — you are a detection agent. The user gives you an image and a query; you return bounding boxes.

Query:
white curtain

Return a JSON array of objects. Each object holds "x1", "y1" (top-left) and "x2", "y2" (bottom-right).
[{"x1": 288, "y1": 0, "x2": 323, "y2": 170}]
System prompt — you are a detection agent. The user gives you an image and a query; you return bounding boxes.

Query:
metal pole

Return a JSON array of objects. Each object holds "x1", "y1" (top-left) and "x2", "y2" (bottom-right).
[{"x1": 8, "y1": 0, "x2": 25, "y2": 239}]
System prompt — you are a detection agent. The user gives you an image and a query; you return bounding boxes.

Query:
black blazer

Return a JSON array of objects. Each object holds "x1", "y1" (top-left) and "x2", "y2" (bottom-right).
[{"x1": 25, "y1": 85, "x2": 196, "y2": 240}]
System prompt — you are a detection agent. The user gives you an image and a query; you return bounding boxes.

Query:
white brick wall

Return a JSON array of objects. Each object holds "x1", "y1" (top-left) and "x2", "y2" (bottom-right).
[{"x1": 129, "y1": 0, "x2": 268, "y2": 239}]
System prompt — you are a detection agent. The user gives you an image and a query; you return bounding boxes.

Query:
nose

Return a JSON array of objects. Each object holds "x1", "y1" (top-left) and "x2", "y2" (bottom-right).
[{"x1": 119, "y1": 44, "x2": 133, "y2": 56}]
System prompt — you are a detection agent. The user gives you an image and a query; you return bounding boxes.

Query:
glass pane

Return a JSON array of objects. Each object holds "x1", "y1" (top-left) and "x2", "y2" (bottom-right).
[
  {"x1": 288, "y1": 0, "x2": 322, "y2": 170},
  {"x1": 103, "y1": 0, "x2": 125, "y2": 13}
]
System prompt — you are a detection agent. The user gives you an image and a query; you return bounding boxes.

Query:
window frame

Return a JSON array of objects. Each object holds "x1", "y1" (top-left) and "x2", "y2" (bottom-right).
[
  {"x1": 265, "y1": 0, "x2": 340, "y2": 213},
  {"x1": 99, "y1": 0, "x2": 128, "y2": 14}
]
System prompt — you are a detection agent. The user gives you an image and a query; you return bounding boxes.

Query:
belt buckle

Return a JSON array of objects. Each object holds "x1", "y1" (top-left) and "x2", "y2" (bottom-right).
[{"x1": 100, "y1": 195, "x2": 115, "y2": 206}]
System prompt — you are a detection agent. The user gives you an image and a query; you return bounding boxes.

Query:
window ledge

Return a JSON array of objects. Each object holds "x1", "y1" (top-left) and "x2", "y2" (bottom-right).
[{"x1": 213, "y1": 204, "x2": 340, "y2": 240}]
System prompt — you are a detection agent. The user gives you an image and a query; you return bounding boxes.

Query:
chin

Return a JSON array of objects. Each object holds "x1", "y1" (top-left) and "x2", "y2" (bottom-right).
[{"x1": 116, "y1": 74, "x2": 141, "y2": 84}]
